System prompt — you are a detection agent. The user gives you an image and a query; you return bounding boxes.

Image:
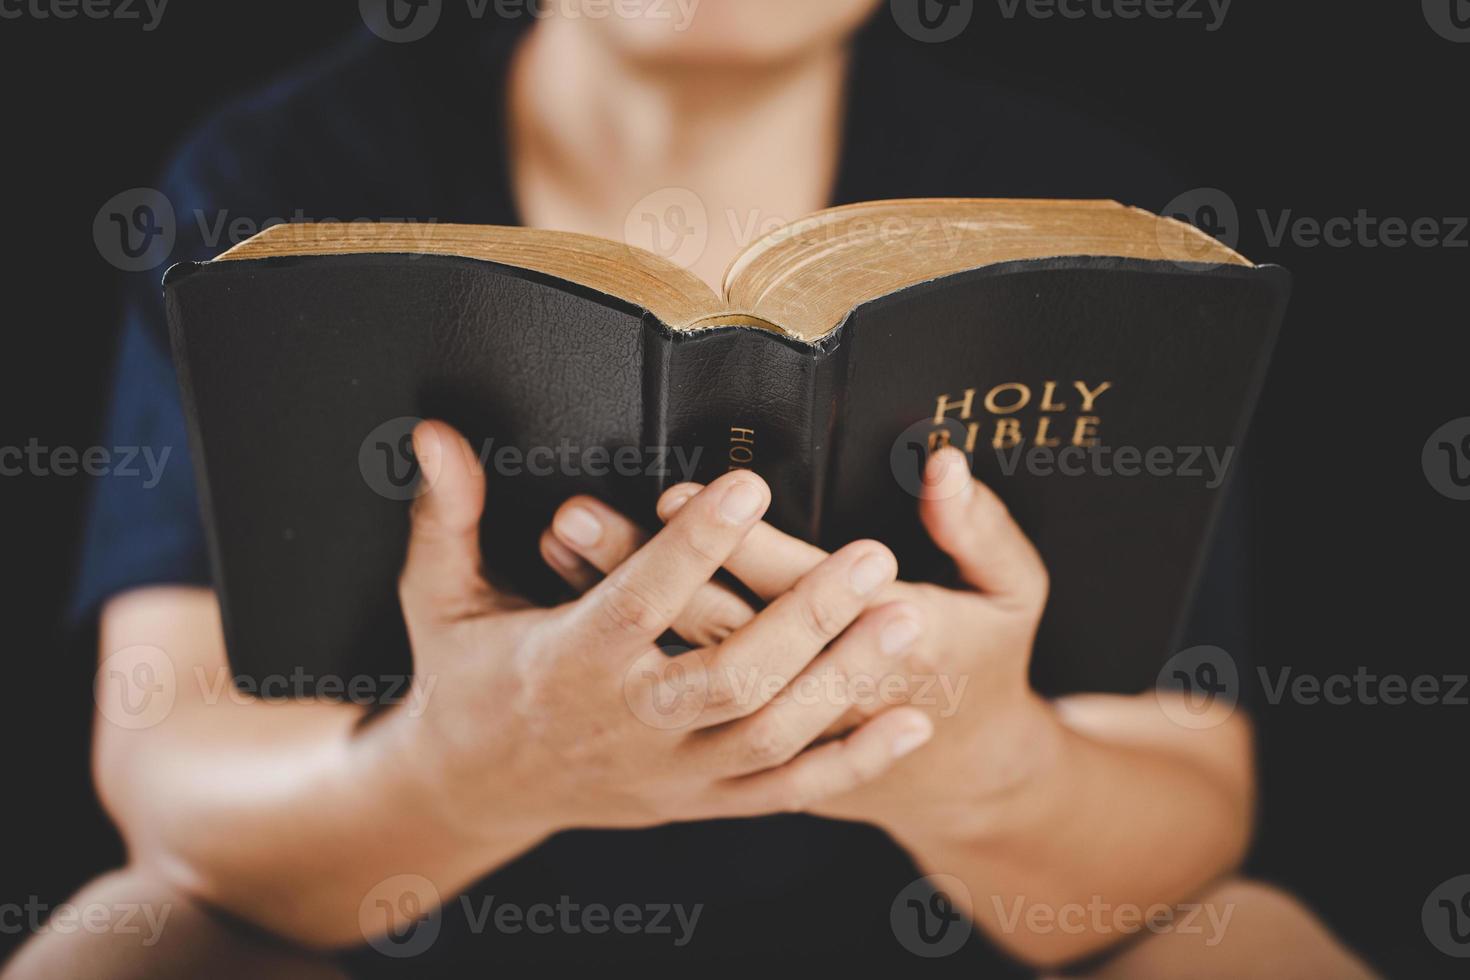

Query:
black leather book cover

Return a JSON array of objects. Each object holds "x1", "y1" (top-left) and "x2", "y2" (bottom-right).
[{"x1": 165, "y1": 252, "x2": 1288, "y2": 697}]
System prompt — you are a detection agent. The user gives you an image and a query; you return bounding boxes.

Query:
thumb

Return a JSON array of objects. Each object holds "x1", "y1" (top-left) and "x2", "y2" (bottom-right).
[
  {"x1": 918, "y1": 447, "x2": 1049, "y2": 611},
  {"x1": 398, "y1": 420, "x2": 498, "y2": 619}
]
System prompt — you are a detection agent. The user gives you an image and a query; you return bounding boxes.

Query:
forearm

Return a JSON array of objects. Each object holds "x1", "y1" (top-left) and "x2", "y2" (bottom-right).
[
  {"x1": 104, "y1": 700, "x2": 539, "y2": 948},
  {"x1": 888, "y1": 694, "x2": 1254, "y2": 968},
  {"x1": 95, "y1": 588, "x2": 542, "y2": 949}
]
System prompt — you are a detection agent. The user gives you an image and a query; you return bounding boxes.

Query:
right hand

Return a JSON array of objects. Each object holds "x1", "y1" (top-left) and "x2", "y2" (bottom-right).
[{"x1": 389, "y1": 421, "x2": 935, "y2": 846}]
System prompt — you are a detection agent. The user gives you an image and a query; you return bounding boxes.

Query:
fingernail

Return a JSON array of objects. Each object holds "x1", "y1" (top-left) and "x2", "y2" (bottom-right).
[
  {"x1": 849, "y1": 553, "x2": 894, "y2": 595},
  {"x1": 554, "y1": 506, "x2": 602, "y2": 548},
  {"x1": 891, "y1": 719, "x2": 933, "y2": 759},
  {"x1": 953, "y1": 462, "x2": 974, "y2": 498},
  {"x1": 543, "y1": 535, "x2": 580, "y2": 572},
  {"x1": 718, "y1": 480, "x2": 766, "y2": 525},
  {"x1": 410, "y1": 422, "x2": 433, "y2": 456},
  {"x1": 925, "y1": 448, "x2": 972, "y2": 499},
  {"x1": 662, "y1": 486, "x2": 700, "y2": 518},
  {"x1": 922, "y1": 449, "x2": 949, "y2": 486},
  {"x1": 880, "y1": 617, "x2": 921, "y2": 656}
]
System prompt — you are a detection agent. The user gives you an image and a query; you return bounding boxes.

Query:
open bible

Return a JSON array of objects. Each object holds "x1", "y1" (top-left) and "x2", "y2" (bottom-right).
[{"x1": 165, "y1": 199, "x2": 1289, "y2": 695}]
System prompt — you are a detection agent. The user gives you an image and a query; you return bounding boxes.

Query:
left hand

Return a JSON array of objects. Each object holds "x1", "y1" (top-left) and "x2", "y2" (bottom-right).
[{"x1": 538, "y1": 447, "x2": 1068, "y2": 838}]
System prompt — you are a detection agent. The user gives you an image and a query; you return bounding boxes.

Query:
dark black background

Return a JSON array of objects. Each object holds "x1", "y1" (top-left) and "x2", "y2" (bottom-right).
[{"x1": 1, "y1": 2, "x2": 1465, "y2": 975}]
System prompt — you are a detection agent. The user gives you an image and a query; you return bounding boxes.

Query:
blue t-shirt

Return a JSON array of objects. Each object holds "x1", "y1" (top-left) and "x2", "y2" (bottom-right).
[{"x1": 74, "y1": 19, "x2": 1253, "y2": 973}]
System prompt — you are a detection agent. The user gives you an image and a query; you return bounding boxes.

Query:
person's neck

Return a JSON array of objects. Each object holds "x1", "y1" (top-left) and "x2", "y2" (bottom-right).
[{"x1": 508, "y1": 18, "x2": 850, "y2": 290}]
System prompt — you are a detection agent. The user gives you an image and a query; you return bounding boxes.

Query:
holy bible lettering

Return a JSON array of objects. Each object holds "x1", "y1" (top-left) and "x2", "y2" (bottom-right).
[
  {"x1": 728, "y1": 426, "x2": 756, "y2": 471},
  {"x1": 928, "y1": 381, "x2": 1113, "y2": 452}
]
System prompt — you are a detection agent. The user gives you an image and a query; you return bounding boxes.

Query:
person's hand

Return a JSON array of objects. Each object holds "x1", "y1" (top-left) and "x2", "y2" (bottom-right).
[
  {"x1": 387, "y1": 421, "x2": 937, "y2": 850},
  {"x1": 544, "y1": 449, "x2": 1262, "y2": 968},
  {"x1": 539, "y1": 446, "x2": 1065, "y2": 836}
]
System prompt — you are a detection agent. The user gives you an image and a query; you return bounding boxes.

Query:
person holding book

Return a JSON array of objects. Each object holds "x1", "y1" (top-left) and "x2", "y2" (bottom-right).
[{"x1": 11, "y1": 2, "x2": 1372, "y2": 977}]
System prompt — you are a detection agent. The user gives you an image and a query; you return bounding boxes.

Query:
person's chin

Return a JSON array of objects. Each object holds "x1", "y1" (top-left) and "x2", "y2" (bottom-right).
[
  {"x1": 601, "y1": 33, "x2": 834, "y2": 73},
  {"x1": 586, "y1": 8, "x2": 871, "y2": 71}
]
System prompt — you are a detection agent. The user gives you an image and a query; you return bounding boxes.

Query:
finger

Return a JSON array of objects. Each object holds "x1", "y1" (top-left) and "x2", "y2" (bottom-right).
[
  {"x1": 711, "y1": 707, "x2": 933, "y2": 817},
  {"x1": 547, "y1": 497, "x2": 756, "y2": 645},
  {"x1": 558, "y1": 471, "x2": 771, "y2": 658},
  {"x1": 692, "y1": 602, "x2": 923, "y2": 776},
  {"x1": 538, "y1": 528, "x2": 600, "y2": 593},
  {"x1": 550, "y1": 497, "x2": 650, "y2": 577},
  {"x1": 398, "y1": 420, "x2": 507, "y2": 620},
  {"x1": 658, "y1": 483, "x2": 826, "y2": 601},
  {"x1": 683, "y1": 540, "x2": 899, "y2": 728},
  {"x1": 670, "y1": 585, "x2": 759, "y2": 648},
  {"x1": 919, "y1": 447, "x2": 1049, "y2": 610}
]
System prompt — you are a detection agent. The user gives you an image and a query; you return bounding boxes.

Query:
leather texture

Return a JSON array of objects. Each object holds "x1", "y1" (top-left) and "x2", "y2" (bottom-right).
[
  {"x1": 169, "y1": 254, "x2": 654, "y2": 688},
  {"x1": 824, "y1": 258, "x2": 1289, "y2": 694}
]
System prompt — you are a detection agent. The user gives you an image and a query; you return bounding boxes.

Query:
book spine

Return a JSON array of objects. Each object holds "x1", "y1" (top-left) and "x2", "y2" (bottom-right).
[
  {"x1": 640, "y1": 314, "x2": 675, "y2": 528},
  {"x1": 654, "y1": 323, "x2": 832, "y2": 542},
  {"x1": 807, "y1": 334, "x2": 845, "y2": 549}
]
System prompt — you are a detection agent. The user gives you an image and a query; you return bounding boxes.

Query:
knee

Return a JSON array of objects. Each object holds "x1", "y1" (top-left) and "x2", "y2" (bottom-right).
[
  {"x1": 1195, "y1": 877, "x2": 1349, "y2": 950},
  {"x1": 1065, "y1": 876, "x2": 1376, "y2": 980},
  {"x1": 1, "y1": 867, "x2": 344, "y2": 980}
]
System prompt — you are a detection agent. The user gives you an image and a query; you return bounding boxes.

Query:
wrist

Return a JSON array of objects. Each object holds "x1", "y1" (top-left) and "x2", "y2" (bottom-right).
[
  {"x1": 359, "y1": 701, "x2": 555, "y2": 859},
  {"x1": 886, "y1": 692, "x2": 1072, "y2": 850},
  {"x1": 971, "y1": 693, "x2": 1076, "y2": 839}
]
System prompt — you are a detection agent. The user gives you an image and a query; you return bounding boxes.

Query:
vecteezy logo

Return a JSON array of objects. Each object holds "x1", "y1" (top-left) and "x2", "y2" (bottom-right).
[
  {"x1": 890, "y1": 874, "x2": 973, "y2": 957},
  {"x1": 1157, "y1": 187, "x2": 1240, "y2": 270},
  {"x1": 93, "y1": 188, "x2": 176, "y2": 272},
  {"x1": 360, "y1": 874, "x2": 443, "y2": 958},
  {"x1": 1423, "y1": 875, "x2": 1470, "y2": 957},
  {"x1": 359, "y1": 417, "x2": 430, "y2": 501},
  {"x1": 889, "y1": 416, "x2": 972, "y2": 499},
  {"x1": 360, "y1": 0, "x2": 442, "y2": 43},
  {"x1": 1424, "y1": 0, "x2": 1470, "y2": 41},
  {"x1": 890, "y1": 0, "x2": 974, "y2": 42},
  {"x1": 94, "y1": 645, "x2": 177, "y2": 730},
  {"x1": 1156, "y1": 645, "x2": 1239, "y2": 729},
  {"x1": 624, "y1": 645, "x2": 709, "y2": 731},
  {"x1": 1423, "y1": 418, "x2": 1470, "y2": 501},
  {"x1": 624, "y1": 187, "x2": 709, "y2": 271}
]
